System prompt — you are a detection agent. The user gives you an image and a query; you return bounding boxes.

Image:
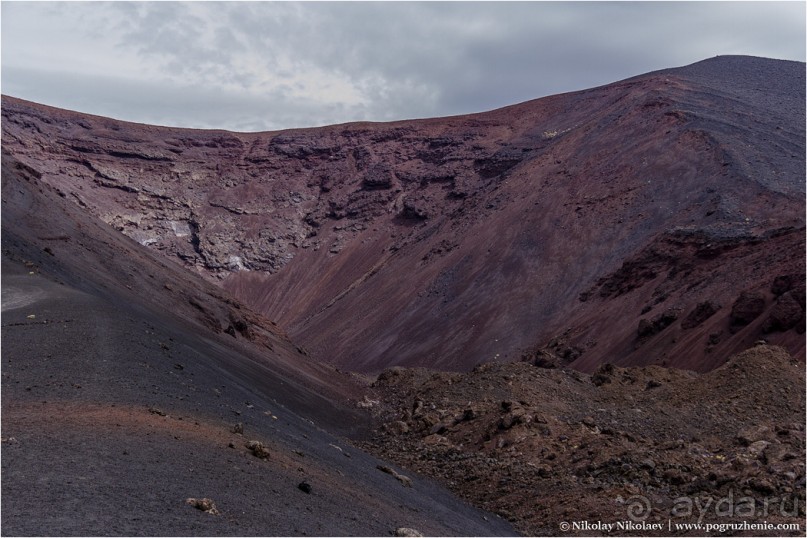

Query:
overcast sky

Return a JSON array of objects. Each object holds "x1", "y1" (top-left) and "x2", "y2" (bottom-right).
[{"x1": 2, "y1": 2, "x2": 805, "y2": 132}]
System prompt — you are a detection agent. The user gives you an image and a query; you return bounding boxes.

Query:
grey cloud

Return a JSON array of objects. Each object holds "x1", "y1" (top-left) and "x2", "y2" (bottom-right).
[
  {"x1": 2, "y1": 65, "x2": 395, "y2": 132},
  {"x1": 2, "y1": 2, "x2": 804, "y2": 131}
]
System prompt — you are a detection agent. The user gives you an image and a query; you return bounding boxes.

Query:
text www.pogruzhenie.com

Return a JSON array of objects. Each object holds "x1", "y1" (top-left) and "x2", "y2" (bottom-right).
[{"x1": 559, "y1": 520, "x2": 801, "y2": 533}]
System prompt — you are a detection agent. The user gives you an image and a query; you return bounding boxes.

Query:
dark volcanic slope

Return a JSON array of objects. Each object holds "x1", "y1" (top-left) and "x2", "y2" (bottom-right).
[
  {"x1": 2, "y1": 55, "x2": 804, "y2": 373},
  {"x1": 1, "y1": 154, "x2": 514, "y2": 536}
]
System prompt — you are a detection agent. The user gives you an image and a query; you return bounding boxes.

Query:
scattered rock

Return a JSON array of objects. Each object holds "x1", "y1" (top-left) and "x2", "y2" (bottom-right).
[
  {"x1": 639, "y1": 458, "x2": 656, "y2": 470},
  {"x1": 362, "y1": 163, "x2": 395, "y2": 190},
  {"x1": 422, "y1": 434, "x2": 449, "y2": 446},
  {"x1": 747, "y1": 440, "x2": 770, "y2": 458},
  {"x1": 663, "y1": 469, "x2": 686, "y2": 485},
  {"x1": 637, "y1": 318, "x2": 656, "y2": 337},
  {"x1": 394, "y1": 528, "x2": 424, "y2": 537},
  {"x1": 499, "y1": 408, "x2": 529, "y2": 430},
  {"x1": 736, "y1": 426, "x2": 770, "y2": 446},
  {"x1": 245, "y1": 440, "x2": 270, "y2": 459},
  {"x1": 524, "y1": 349, "x2": 560, "y2": 368},
  {"x1": 591, "y1": 363, "x2": 615, "y2": 386},
  {"x1": 637, "y1": 308, "x2": 679, "y2": 338},
  {"x1": 376, "y1": 366, "x2": 406, "y2": 383},
  {"x1": 730, "y1": 291, "x2": 766, "y2": 330},
  {"x1": 560, "y1": 346, "x2": 583, "y2": 362},
  {"x1": 361, "y1": 343, "x2": 804, "y2": 537},
  {"x1": 357, "y1": 396, "x2": 380, "y2": 409},
  {"x1": 232, "y1": 422, "x2": 244, "y2": 435},
  {"x1": 532, "y1": 464, "x2": 552, "y2": 478},
  {"x1": 681, "y1": 301, "x2": 721, "y2": 329},
  {"x1": 748, "y1": 477, "x2": 776, "y2": 494},
  {"x1": 771, "y1": 274, "x2": 803, "y2": 296},
  {"x1": 763, "y1": 291, "x2": 803, "y2": 332},
  {"x1": 185, "y1": 497, "x2": 219, "y2": 515},
  {"x1": 297, "y1": 481, "x2": 312, "y2": 494},
  {"x1": 377, "y1": 465, "x2": 413, "y2": 487},
  {"x1": 429, "y1": 422, "x2": 449, "y2": 435},
  {"x1": 402, "y1": 199, "x2": 429, "y2": 220}
]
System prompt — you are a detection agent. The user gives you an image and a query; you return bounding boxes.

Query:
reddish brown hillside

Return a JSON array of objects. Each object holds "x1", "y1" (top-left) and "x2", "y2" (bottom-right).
[{"x1": 2, "y1": 55, "x2": 804, "y2": 372}]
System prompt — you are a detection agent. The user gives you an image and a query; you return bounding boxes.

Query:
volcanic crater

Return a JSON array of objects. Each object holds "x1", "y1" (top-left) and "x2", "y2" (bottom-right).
[{"x1": 2, "y1": 55, "x2": 804, "y2": 536}]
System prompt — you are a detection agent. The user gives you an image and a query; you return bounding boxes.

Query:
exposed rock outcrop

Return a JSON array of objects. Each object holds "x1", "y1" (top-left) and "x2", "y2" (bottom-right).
[{"x1": 3, "y1": 55, "x2": 804, "y2": 373}]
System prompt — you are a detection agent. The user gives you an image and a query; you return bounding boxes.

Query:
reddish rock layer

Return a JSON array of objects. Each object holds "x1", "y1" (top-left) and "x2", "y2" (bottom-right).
[{"x1": 2, "y1": 55, "x2": 804, "y2": 372}]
